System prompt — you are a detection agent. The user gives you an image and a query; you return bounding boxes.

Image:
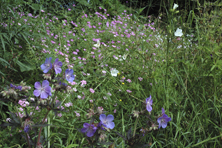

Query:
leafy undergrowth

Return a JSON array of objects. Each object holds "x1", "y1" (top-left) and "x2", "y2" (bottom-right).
[{"x1": 0, "y1": 1, "x2": 222, "y2": 148}]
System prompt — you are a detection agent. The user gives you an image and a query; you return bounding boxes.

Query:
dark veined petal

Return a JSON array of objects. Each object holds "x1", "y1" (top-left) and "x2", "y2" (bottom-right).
[
  {"x1": 34, "y1": 82, "x2": 41, "y2": 89},
  {"x1": 40, "y1": 91, "x2": 48, "y2": 99},
  {"x1": 99, "y1": 114, "x2": 107, "y2": 122},
  {"x1": 106, "y1": 114, "x2": 114, "y2": 122},
  {"x1": 81, "y1": 127, "x2": 88, "y2": 133},
  {"x1": 42, "y1": 80, "x2": 49, "y2": 87},
  {"x1": 33, "y1": 89, "x2": 41, "y2": 97},
  {"x1": 44, "y1": 86, "x2": 51, "y2": 94},
  {"x1": 107, "y1": 121, "x2": 115, "y2": 129}
]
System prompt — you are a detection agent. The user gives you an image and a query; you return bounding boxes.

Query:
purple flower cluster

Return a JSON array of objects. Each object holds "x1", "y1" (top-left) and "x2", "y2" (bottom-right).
[
  {"x1": 33, "y1": 57, "x2": 75, "y2": 99},
  {"x1": 10, "y1": 84, "x2": 22, "y2": 91},
  {"x1": 40, "y1": 57, "x2": 75, "y2": 83},
  {"x1": 157, "y1": 108, "x2": 171, "y2": 128},
  {"x1": 81, "y1": 114, "x2": 115, "y2": 137},
  {"x1": 145, "y1": 95, "x2": 171, "y2": 128}
]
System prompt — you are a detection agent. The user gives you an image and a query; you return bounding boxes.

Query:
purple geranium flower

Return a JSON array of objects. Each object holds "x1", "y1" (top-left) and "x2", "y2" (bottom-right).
[
  {"x1": 24, "y1": 125, "x2": 30, "y2": 133},
  {"x1": 53, "y1": 58, "x2": 63, "y2": 74},
  {"x1": 99, "y1": 114, "x2": 115, "y2": 129},
  {"x1": 157, "y1": 108, "x2": 171, "y2": 128},
  {"x1": 146, "y1": 95, "x2": 153, "y2": 112},
  {"x1": 65, "y1": 69, "x2": 75, "y2": 82},
  {"x1": 16, "y1": 86, "x2": 22, "y2": 91},
  {"x1": 81, "y1": 123, "x2": 97, "y2": 137},
  {"x1": 33, "y1": 80, "x2": 51, "y2": 99},
  {"x1": 41, "y1": 57, "x2": 52, "y2": 73}
]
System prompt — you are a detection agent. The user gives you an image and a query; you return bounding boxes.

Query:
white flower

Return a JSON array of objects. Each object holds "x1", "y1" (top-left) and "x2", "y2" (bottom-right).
[
  {"x1": 122, "y1": 54, "x2": 127, "y2": 60},
  {"x1": 110, "y1": 68, "x2": 119, "y2": 77},
  {"x1": 93, "y1": 40, "x2": 100, "y2": 48},
  {"x1": 173, "y1": 3, "x2": 178, "y2": 10},
  {"x1": 174, "y1": 28, "x2": 183, "y2": 37}
]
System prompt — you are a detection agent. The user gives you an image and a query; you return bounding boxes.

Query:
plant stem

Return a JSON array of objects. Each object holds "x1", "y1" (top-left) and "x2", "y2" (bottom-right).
[
  {"x1": 133, "y1": 117, "x2": 138, "y2": 137},
  {"x1": 26, "y1": 133, "x2": 31, "y2": 148},
  {"x1": 37, "y1": 109, "x2": 50, "y2": 145}
]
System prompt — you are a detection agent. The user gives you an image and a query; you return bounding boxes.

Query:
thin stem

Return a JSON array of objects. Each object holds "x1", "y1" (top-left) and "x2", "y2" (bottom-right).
[
  {"x1": 26, "y1": 133, "x2": 31, "y2": 148},
  {"x1": 36, "y1": 109, "x2": 50, "y2": 145},
  {"x1": 133, "y1": 117, "x2": 138, "y2": 137}
]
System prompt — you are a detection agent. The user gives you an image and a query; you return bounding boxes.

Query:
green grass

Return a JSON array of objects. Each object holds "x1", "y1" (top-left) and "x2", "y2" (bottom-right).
[{"x1": 0, "y1": 0, "x2": 222, "y2": 148}]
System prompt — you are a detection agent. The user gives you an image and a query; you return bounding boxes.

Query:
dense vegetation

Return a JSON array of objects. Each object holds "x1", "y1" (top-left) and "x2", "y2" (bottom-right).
[{"x1": 0, "y1": 0, "x2": 221, "y2": 147}]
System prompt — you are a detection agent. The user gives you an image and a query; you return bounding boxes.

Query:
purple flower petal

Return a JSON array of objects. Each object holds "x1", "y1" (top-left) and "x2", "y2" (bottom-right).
[
  {"x1": 40, "y1": 91, "x2": 48, "y2": 99},
  {"x1": 53, "y1": 58, "x2": 63, "y2": 74},
  {"x1": 42, "y1": 80, "x2": 49, "y2": 87},
  {"x1": 81, "y1": 127, "x2": 88, "y2": 133},
  {"x1": 162, "y1": 108, "x2": 165, "y2": 114},
  {"x1": 41, "y1": 57, "x2": 52, "y2": 73},
  {"x1": 33, "y1": 90, "x2": 41, "y2": 97},
  {"x1": 83, "y1": 123, "x2": 90, "y2": 128},
  {"x1": 34, "y1": 82, "x2": 41, "y2": 89},
  {"x1": 99, "y1": 114, "x2": 106, "y2": 122},
  {"x1": 65, "y1": 69, "x2": 75, "y2": 82},
  {"x1": 106, "y1": 114, "x2": 114, "y2": 122},
  {"x1": 107, "y1": 121, "x2": 115, "y2": 129}
]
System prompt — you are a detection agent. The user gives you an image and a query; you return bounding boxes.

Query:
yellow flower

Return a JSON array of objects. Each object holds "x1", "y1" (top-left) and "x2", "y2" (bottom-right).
[
  {"x1": 118, "y1": 73, "x2": 120, "y2": 75},
  {"x1": 122, "y1": 83, "x2": 124, "y2": 85},
  {"x1": 119, "y1": 99, "x2": 122, "y2": 101}
]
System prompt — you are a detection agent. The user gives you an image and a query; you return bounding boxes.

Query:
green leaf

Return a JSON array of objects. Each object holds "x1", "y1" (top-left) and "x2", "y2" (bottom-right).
[
  {"x1": 16, "y1": 60, "x2": 35, "y2": 72},
  {"x1": 31, "y1": 124, "x2": 51, "y2": 128},
  {"x1": 67, "y1": 144, "x2": 79, "y2": 148}
]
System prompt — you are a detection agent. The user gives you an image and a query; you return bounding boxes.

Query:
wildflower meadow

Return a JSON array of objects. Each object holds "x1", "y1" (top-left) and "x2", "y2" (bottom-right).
[{"x1": 0, "y1": 0, "x2": 222, "y2": 147}]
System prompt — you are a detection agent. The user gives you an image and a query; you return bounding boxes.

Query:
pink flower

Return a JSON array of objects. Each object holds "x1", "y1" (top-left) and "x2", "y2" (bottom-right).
[
  {"x1": 81, "y1": 80, "x2": 87, "y2": 87},
  {"x1": 18, "y1": 100, "x2": 29, "y2": 107},
  {"x1": 138, "y1": 77, "x2": 143, "y2": 81},
  {"x1": 114, "y1": 109, "x2": 116, "y2": 113},
  {"x1": 126, "y1": 79, "x2": 132, "y2": 83},
  {"x1": 126, "y1": 90, "x2": 132, "y2": 93},
  {"x1": 74, "y1": 111, "x2": 80, "y2": 117},
  {"x1": 89, "y1": 88, "x2": 95, "y2": 93},
  {"x1": 57, "y1": 113, "x2": 62, "y2": 117},
  {"x1": 65, "y1": 102, "x2": 73, "y2": 107}
]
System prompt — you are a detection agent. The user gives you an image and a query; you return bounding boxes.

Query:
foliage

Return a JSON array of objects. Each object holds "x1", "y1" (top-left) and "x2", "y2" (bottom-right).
[{"x1": 0, "y1": 0, "x2": 222, "y2": 147}]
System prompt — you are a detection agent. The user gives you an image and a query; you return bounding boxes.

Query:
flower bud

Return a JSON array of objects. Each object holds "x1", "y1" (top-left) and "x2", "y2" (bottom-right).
[
  {"x1": 132, "y1": 110, "x2": 140, "y2": 118},
  {"x1": 99, "y1": 133, "x2": 107, "y2": 142},
  {"x1": 97, "y1": 107, "x2": 104, "y2": 114},
  {"x1": 43, "y1": 73, "x2": 51, "y2": 80}
]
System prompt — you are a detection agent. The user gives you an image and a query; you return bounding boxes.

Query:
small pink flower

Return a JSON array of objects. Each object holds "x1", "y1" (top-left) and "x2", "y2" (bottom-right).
[
  {"x1": 107, "y1": 92, "x2": 112, "y2": 96},
  {"x1": 89, "y1": 88, "x2": 95, "y2": 93},
  {"x1": 138, "y1": 77, "x2": 143, "y2": 81},
  {"x1": 114, "y1": 109, "x2": 116, "y2": 113},
  {"x1": 57, "y1": 113, "x2": 62, "y2": 117},
  {"x1": 126, "y1": 90, "x2": 132, "y2": 93},
  {"x1": 36, "y1": 106, "x2": 39, "y2": 110},
  {"x1": 65, "y1": 102, "x2": 73, "y2": 107},
  {"x1": 126, "y1": 79, "x2": 132, "y2": 83},
  {"x1": 74, "y1": 111, "x2": 80, "y2": 117}
]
